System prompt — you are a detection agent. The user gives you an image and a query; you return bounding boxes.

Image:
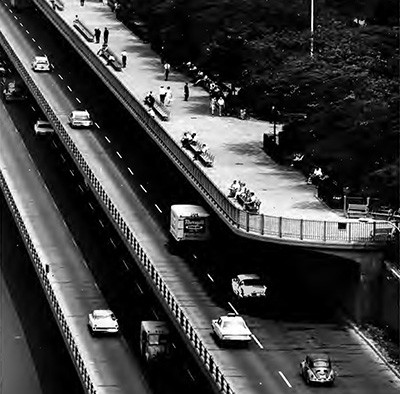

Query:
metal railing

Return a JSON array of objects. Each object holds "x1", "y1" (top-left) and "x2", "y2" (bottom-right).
[
  {"x1": 0, "y1": 171, "x2": 97, "y2": 394},
  {"x1": 0, "y1": 30, "x2": 234, "y2": 394},
  {"x1": 30, "y1": 0, "x2": 391, "y2": 248}
]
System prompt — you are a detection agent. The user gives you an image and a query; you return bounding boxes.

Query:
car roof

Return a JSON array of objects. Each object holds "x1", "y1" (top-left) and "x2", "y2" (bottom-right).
[
  {"x1": 71, "y1": 110, "x2": 90, "y2": 116},
  {"x1": 308, "y1": 353, "x2": 331, "y2": 361},
  {"x1": 220, "y1": 314, "x2": 244, "y2": 322},
  {"x1": 237, "y1": 274, "x2": 260, "y2": 281},
  {"x1": 92, "y1": 309, "x2": 113, "y2": 318},
  {"x1": 36, "y1": 119, "x2": 51, "y2": 124},
  {"x1": 35, "y1": 55, "x2": 48, "y2": 61}
]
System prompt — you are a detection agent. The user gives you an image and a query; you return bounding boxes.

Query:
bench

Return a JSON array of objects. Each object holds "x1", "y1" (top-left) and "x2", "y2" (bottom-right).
[
  {"x1": 197, "y1": 151, "x2": 214, "y2": 167},
  {"x1": 370, "y1": 227, "x2": 394, "y2": 241},
  {"x1": 73, "y1": 19, "x2": 94, "y2": 42},
  {"x1": 236, "y1": 194, "x2": 261, "y2": 213},
  {"x1": 181, "y1": 140, "x2": 214, "y2": 167},
  {"x1": 153, "y1": 100, "x2": 170, "y2": 121},
  {"x1": 347, "y1": 203, "x2": 369, "y2": 218},
  {"x1": 97, "y1": 47, "x2": 123, "y2": 72}
]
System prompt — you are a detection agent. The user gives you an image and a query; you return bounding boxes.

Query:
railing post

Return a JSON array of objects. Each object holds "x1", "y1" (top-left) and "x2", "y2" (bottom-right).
[
  {"x1": 323, "y1": 221, "x2": 327, "y2": 241},
  {"x1": 300, "y1": 219, "x2": 303, "y2": 240},
  {"x1": 260, "y1": 214, "x2": 264, "y2": 235},
  {"x1": 278, "y1": 217, "x2": 282, "y2": 238},
  {"x1": 246, "y1": 212, "x2": 250, "y2": 232},
  {"x1": 348, "y1": 221, "x2": 352, "y2": 242}
]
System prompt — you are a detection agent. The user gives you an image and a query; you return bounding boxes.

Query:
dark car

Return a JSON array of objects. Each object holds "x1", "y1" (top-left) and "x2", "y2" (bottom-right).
[{"x1": 300, "y1": 354, "x2": 336, "y2": 385}]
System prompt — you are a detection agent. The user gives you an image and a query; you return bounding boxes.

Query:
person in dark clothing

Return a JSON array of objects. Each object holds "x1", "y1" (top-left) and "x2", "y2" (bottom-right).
[
  {"x1": 94, "y1": 28, "x2": 101, "y2": 44},
  {"x1": 103, "y1": 27, "x2": 109, "y2": 45},
  {"x1": 80, "y1": 0, "x2": 84, "y2": 6},
  {"x1": 184, "y1": 82, "x2": 189, "y2": 101},
  {"x1": 121, "y1": 51, "x2": 127, "y2": 68},
  {"x1": 144, "y1": 91, "x2": 155, "y2": 108}
]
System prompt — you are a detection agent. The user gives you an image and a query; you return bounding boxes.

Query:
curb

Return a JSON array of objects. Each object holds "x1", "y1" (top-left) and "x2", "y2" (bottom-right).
[{"x1": 346, "y1": 319, "x2": 400, "y2": 382}]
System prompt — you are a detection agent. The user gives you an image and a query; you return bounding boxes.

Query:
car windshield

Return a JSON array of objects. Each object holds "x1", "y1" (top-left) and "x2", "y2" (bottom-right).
[
  {"x1": 312, "y1": 360, "x2": 330, "y2": 368},
  {"x1": 242, "y1": 278, "x2": 263, "y2": 286},
  {"x1": 148, "y1": 333, "x2": 168, "y2": 345},
  {"x1": 75, "y1": 114, "x2": 89, "y2": 120},
  {"x1": 222, "y1": 319, "x2": 246, "y2": 330},
  {"x1": 93, "y1": 310, "x2": 114, "y2": 319},
  {"x1": 37, "y1": 59, "x2": 47, "y2": 64}
]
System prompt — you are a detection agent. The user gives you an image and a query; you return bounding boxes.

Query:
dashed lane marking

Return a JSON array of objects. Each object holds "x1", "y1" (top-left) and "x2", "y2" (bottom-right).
[
  {"x1": 121, "y1": 259, "x2": 129, "y2": 271},
  {"x1": 116, "y1": 151, "x2": 122, "y2": 159},
  {"x1": 228, "y1": 302, "x2": 239, "y2": 315},
  {"x1": 104, "y1": 136, "x2": 111, "y2": 143},
  {"x1": 95, "y1": 122, "x2": 100, "y2": 129},
  {"x1": 187, "y1": 369, "x2": 195, "y2": 381},
  {"x1": 19, "y1": 22, "x2": 23, "y2": 27},
  {"x1": 88, "y1": 202, "x2": 95, "y2": 211},
  {"x1": 154, "y1": 204, "x2": 162, "y2": 213},
  {"x1": 128, "y1": 167, "x2": 133, "y2": 175},
  {"x1": 58, "y1": 74, "x2": 63, "y2": 80},
  {"x1": 207, "y1": 274, "x2": 214, "y2": 282},
  {"x1": 31, "y1": 106, "x2": 36, "y2": 112},
  {"x1": 38, "y1": 45, "x2": 42, "y2": 50},
  {"x1": 151, "y1": 309, "x2": 158, "y2": 319},
  {"x1": 51, "y1": 140, "x2": 58, "y2": 148},
  {"x1": 78, "y1": 185, "x2": 84, "y2": 193},
  {"x1": 32, "y1": 38, "x2": 36, "y2": 42},
  {"x1": 135, "y1": 282, "x2": 143, "y2": 294},
  {"x1": 25, "y1": 29, "x2": 29, "y2": 34},
  {"x1": 76, "y1": 97, "x2": 81, "y2": 103},
  {"x1": 98, "y1": 219, "x2": 105, "y2": 228},
  {"x1": 69, "y1": 169, "x2": 74, "y2": 176},
  {"x1": 140, "y1": 184, "x2": 147, "y2": 193},
  {"x1": 109, "y1": 238, "x2": 117, "y2": 248},
  {"x1": 251, "y1": 334, "x2": 264, "y2": 349},
  {"x1": 60, "y1": 154, "x2": 66, "y2": 162},
  {"x1": 278, "y1": 371, "x2": 292, "y2": 388},
  {"x1": 67, "y1": 85, "x2": 72, "y2": 92},
  {"x1": 14, "y1": 15, "x2": 17, "y2": 20}
]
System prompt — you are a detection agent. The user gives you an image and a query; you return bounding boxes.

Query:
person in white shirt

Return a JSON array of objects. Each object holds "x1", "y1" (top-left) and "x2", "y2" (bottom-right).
[{"x1": 165, "y1": 86, "x2": 173, "y2": 106}]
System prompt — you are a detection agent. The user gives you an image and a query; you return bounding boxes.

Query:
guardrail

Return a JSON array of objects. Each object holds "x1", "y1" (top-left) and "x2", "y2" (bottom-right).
[
  {"x1": 0, "y1": 30, "x2": 234, "y2": 394},
  {"x1": 30, "y1": 0, "x2": 392, "y2": 248},
  {"x1": 0, "y1": 173, "x2": 97, "y2": 394}
]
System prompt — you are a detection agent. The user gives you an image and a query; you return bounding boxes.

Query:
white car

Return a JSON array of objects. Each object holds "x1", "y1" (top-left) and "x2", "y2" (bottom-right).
[
  {"x1": 232, "y1": 274, "x2": 267, "y2": 299},
  {"x1": 211, "y1": 313, "x2": 252, "y2": 343},
  {"x1": 88, "y1": 309, "x2": 119, "y2": 335},
  {"x1": 68, "y1": 110, "x2": 93, "y2": 128},
  {"x1": 34, "y1": 119, "x2": 54, "y2": 135},
  {"x1": 32, "y1": 55, "x2": 52, "y2": 72}
]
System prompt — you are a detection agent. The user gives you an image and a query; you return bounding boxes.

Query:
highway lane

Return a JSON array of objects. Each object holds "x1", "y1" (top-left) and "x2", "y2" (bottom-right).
[
  {"x1": 2, "y1": 4, "x2": 400, "y2": 393},
  {"x1": 0, "y1": 195, "x2": 84, "y2": 394}
]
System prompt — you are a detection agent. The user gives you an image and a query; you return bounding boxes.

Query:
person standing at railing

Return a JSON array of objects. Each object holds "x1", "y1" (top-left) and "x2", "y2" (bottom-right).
[
  {"x1": 94, "y1": 28, "x2": 101, "y2": 44},
  {"x1": 183, "y1": 82, "x2": 189, "y2": 101},
  {"x1": 121, "y1": 50, "x2": 127, "y2": 68},
  {"x1": 103, "y1": 27, "x2": 109, "y2": 45}
]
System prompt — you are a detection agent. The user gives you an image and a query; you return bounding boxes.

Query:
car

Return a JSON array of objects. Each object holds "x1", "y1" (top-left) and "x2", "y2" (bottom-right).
[
  {"x1": 300, "y1": 354, "x2": 336, "y2": 385},
  {"x1": 34, "y1": 119, "x2": 54, "y2": 135},
  {"x1": 68, "y1": 110, "x2": 93, "y2": 128},
  {"x1": 88, "y1": 309, "x2": 119, "y2": 335},
  {"x1": 32, "y1": 55, "x2": 52, "y2": 72},
  {"x1": 211, "y1": 313, "x2": 252, "y2": 344},
  {"x1": 231, "y1": 274, "x2": 267, "y2": 299}
]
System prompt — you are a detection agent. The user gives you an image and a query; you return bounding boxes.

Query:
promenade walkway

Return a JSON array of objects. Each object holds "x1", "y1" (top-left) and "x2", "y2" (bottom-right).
[{"x1": 54, "y1": 0, "x2": 342, "y2": 221}]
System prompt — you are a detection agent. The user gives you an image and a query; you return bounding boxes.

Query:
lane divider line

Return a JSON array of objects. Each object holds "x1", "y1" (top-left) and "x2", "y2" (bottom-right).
[
  {"x1": 128, "y1": 167, "x2": 133, "y2": 175},
  {"x1": 31, "y1": 106, "x2": 36, "y2": 112},
  {"x1": 38, "y1": 45, "x2": 42, "y2": 50},
  {"x1": 251, "y1": 334, "x2": 264, "y2": 349},
  {"x1": 109, "y1": 238, "x2": 117, "y2": 248},
  {"x1": 58, "y1": 74, "x2": 63, "y2": 80},
  {"x1": 76, "y1": 97, "x2": 81, "y2": 103},
  {"x1": 135, "y1": 282, "x2": 143, "y2": 294},
  {"x1": 19, "y1": 22, "x2": 23, "y2": 27},
  {"x1": 228, "y1": 302, "x2": 239, "y2": 315},
  {"x1": 140, "y1": 184, "x2": 147, "y2": 193},
  {"x1": 187, "y1": 369, "x2": 195, "y2": 381},
  {"x1": 104, "y1": 136, "x2": 111, "y2": 143},
  {"x1": 67, "y1": 85, "x2": 72, "y2": 92},
  {"x1": 94, "y1": 122, "x2": 100, "y2": 129},
  {"x1": 78, "y1": 185, "x2": 84, "y2": 193},
  {"x1": 152, "y1": 309, "x2": 159, "y2": 319},
  {"x1": 88, "y1": 202, "x2": 95, "y2": 211},
  {"x1": 154, "y1": 204, "x2": 162, "y2": 213},
  {"x1": 13, "y1": 15, "x2": 17, "y2": 20},
  {"x1": 69, "y1": 169, "x2": 75, "y2": 176},
  {"x1": 25, "y1": 29, "x2": 29, "y2": 34},
  {"x1": 98, "y1": 219, "x2": 105, "y2": 228},
  {"x1": 278, "y1": 371, "x2": 292, "y2": 388},
  {"x1": 116, "y1": 151, "x2": 122, "y2": 159},
  {"x1": 32, "y1": 38, "x2": 36, "y2": 42},
  {"x1": 121, "y1": 259, "x2": 129, "y2": 271},
  {"x1": 60, "y1": 154, "x2": 66, "y2": 162},
  {"x1": 207, "y1": 274, "x2": 214, "y2": 282}
]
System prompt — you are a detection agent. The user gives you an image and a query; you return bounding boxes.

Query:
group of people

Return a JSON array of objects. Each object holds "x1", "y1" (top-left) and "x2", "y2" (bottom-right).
[
  {"x1": 307, "y1": 166, "x2": 328, "y2": 185},
  {"x1": 181, "y1": 132, "x2": 210, "y2": 161},
  {"x1": 228, "y1": 180, "x2": 261, "y2": 213},
  {"x1": 158, "y1": 85, "x2": 173, "y2": 105}
]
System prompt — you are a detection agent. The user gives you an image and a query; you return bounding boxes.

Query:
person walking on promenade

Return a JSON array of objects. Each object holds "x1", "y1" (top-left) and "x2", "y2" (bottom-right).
[
  {"x1": 217, "y1": 96, "x2": 225, "y2": 116},
  {"x1": 165, "y1": 86, "x2": 173, "y2": 106},
  {"x1": 94, "y1": 28, "x2": 101, "y2": 44},
  {"x1": 184, "y1": 82, "x2": 189, "y2": 101},
  {"x1": 103, "y1": 27, "x2": 109, "y2": 45},
  {"x1": 121, "y1": 50, "x2": 127, "y2": 68},
  {"x1": 164, "y1": 62, "x2": 170, "y2": 81},
  {"x1": 80, "y1": 0, "x2": 84, "y2": 6},
  {"x1": 159, "y1": 85, "x2": 167, "y2": 104},
  {"x1": 210, "y1": 97, "x2": 216, "y2": 116}
]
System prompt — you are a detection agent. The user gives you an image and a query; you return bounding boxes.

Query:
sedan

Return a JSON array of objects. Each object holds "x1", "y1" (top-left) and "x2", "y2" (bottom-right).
[
  {"x1": 231, "y1": 274, "x2": 267, "y2": 299},
  {"x1": 300, "y1": 353, "x2": 336, "y2": 385},
  {"x1": 32, "y1": 55, "x2": 52, "y2": 72},
  {"x1": 68, "y1": 110, "x2": 93, "y2": 128},
  {"x1": 88, "y1": 309, "x2": 119, "y2": 335},
  {"x1": 212, "y1": 313, "x2": 252, "y2": 344},
  {"x1": 34, "y1": 119, "x2": 54, "y2": 135}
]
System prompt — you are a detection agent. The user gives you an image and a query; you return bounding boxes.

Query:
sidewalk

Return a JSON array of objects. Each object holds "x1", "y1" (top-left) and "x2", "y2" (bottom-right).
[{"x1": 60, "y1": 0, "x2": 342, "y2": 221}]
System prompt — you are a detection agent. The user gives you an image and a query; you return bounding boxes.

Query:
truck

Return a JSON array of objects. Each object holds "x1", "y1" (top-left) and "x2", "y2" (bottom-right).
[
  {"x1": 3, "y1": 78, "x2": 28, "y2": 102},
  {"x1": 170, "y1": 204, "x2": 210, "y2": 242},
  {"x1": 140, "y1": 321, "x2": 171, "y2": 363}
]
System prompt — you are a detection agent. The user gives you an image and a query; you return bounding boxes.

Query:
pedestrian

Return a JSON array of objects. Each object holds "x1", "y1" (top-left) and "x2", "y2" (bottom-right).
[
  {"x1": 217, "y1": 96, "x2": 225, "y2": 116},
  {"x1": 103, "y1": 27, "x2": 109, "y2": 45},
  {"x1": 121, "y1": 50, "x2": 127, "y2": 68},
  {"x1": 94, "y1": 28, "x2": 101, "y2": 44},
  {"x1": 107, "y1": 55, "x2": 115, "y2": 66},
  {"x1": 210, "y1": 97, "x2": 216, "y2": 116},
  {"x1": 165, "y1": 86, "x2": 173, "y2": 106},
  {"x1": 144, "y1": 91, "x2": 155, "y2": 108},
  {"x1": 164, "y1": 62, "x2": 170, "y2": 81},
  {"x1": 80, "y1": 0, "x2": 84, "y2": 6},
  {"x1": 159, "y1": 85, "x2": 167, "y2": 104},
  {"x1": 184, "y1": 82, "x2": 189, "y2": 101},
  {"x1": 50, "y1": 0, "x2": 56, "y2": 10},
  {"x1": 73, "y1": 14, "x2": 79, "y2": 23}
]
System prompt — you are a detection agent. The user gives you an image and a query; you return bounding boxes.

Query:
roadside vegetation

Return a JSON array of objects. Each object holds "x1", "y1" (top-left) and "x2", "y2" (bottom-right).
[{"x1": 118, "y1": 0, "x2": 399, "y2": 206}]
